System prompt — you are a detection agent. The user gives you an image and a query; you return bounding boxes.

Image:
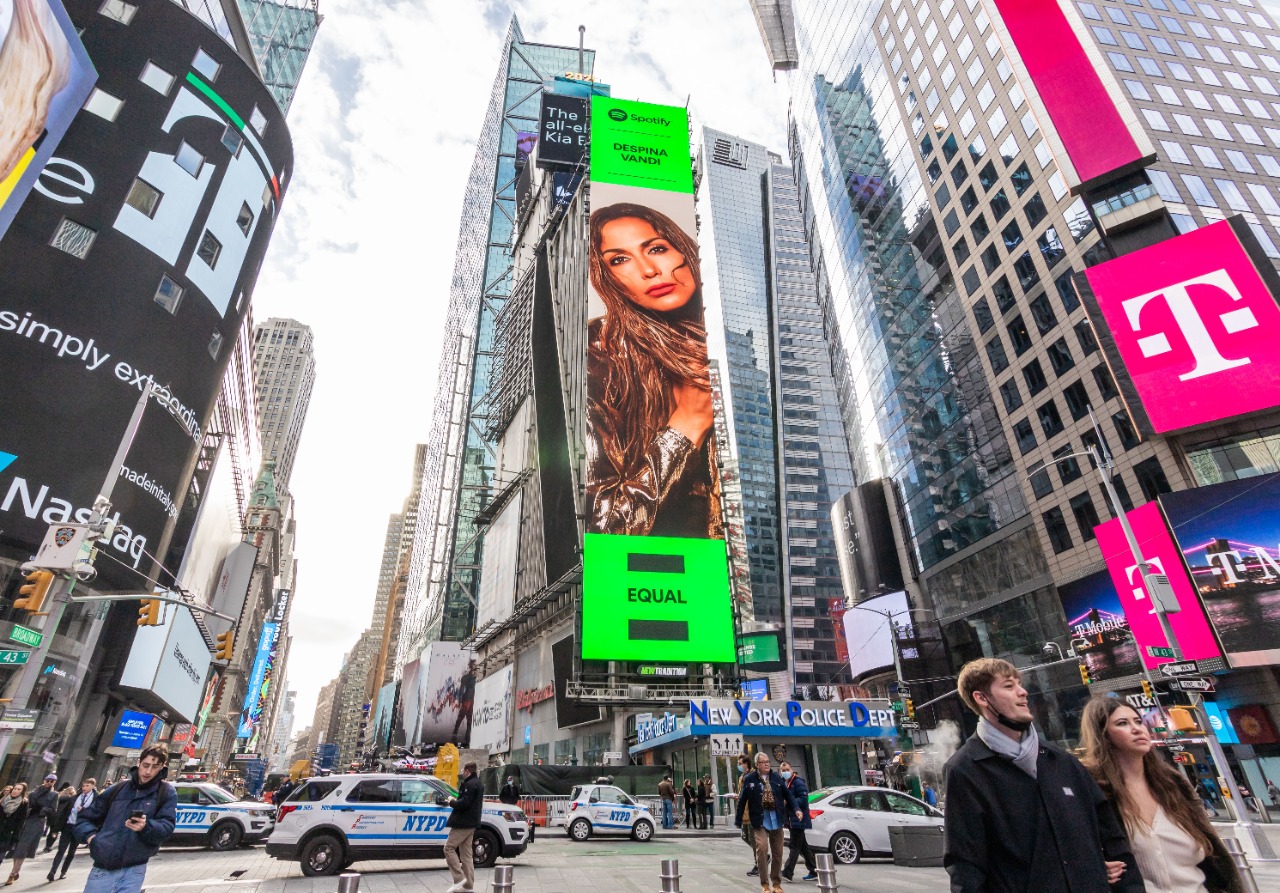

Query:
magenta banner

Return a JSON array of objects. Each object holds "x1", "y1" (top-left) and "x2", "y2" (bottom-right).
[
  {"x1": 1082, "y1": 219, "x2": 1280, "y2": 433},
  {"x1": 1095, "y1": 501, "x2": 1222, "y2": 669},
  {"x1": 990, "y1": 0, "x2": 1146, "y2": 187}
]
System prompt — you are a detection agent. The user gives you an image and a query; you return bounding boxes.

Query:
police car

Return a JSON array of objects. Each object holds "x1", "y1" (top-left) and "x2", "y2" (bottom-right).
[
  {"x1": 169, "y1": 783, "x2": 276, "y2": 850},
  {"x1": 265, "y1": 773, "x2": 530, "y2": 876},
  {"x1": 565, "y1": 784, "x2": 655, "y2": 842}
]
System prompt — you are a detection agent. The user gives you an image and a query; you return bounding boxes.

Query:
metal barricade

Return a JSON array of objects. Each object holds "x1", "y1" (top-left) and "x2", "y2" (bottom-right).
[
  {"x1": 491, "y1": 864, "x2": 514, "y2": 893},
  {"x1": 1222, "y1": 838, "x2": 1261, "y2": 893},
  {"x1": 815, "y1": 852, "x2": 838, "y2": 893},
  {"x1": 513, "y1": 795, "x2": 572, "y2": 827},
  {"x1": 337, "y1": 873, "x2": 360, "y2": 893},
  {"x1": 658, "y1": 858, "x2": 681, "y2": 893}
]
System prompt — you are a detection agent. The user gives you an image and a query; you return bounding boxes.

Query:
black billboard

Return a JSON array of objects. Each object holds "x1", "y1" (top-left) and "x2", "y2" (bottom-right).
[
  {"x1": 0, "y1": 0, "x2": 293, "y2": 588},
  {"x1": 536, "y1": 93, "x2": 588, "y2": 171},
  {"x1": 551, "y1": 635, "x2": 601, "y2": 729}
]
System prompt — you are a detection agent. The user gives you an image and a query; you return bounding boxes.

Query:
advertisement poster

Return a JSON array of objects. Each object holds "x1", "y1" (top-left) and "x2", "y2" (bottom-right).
[
  {"x1": 470, "y1": 665, "x2": 513, "y2": 753},
  {"x1": 195, "y1": 669, "x2": 220, "y2": 737},
  {"x1": 842, "y1": 590, "x2": 910, "y2": 679},
  {"x1": 111, "y1": 710, "x2": 155, "y2": 749},
  {"x1": 371, "y1": 681, "x2": 396, "y2": 755},
  {"x1": 1056, "y1": 570, "x2": 1142, "y2": 682},
  {"x1": 237, "y1": 622, "x2": 279, "y2": 739},
  {"x1": 411, "y1": 642, "x2": 474, "y2": 747},
  {"x1": 395, "y1": 657, "x2": 420, "y2": 747},
  {"x1": 1161, "y1": 472, "x2": 1280, "y2": 667},
  {"x1": 0, "y1": 0, "x2": 96, "y2": 239},
  {"x1": 580, "y1": 95, "x2": 734, "y2": 665}
]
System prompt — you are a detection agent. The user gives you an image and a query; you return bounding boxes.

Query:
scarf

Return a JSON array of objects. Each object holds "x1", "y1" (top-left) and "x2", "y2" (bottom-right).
[
  {"x1": 977, "y1": 717, "x2": 1040, "y2": 779},
  {"x1": 1, "y1": 795, "x2": 21, "y2": 816}
]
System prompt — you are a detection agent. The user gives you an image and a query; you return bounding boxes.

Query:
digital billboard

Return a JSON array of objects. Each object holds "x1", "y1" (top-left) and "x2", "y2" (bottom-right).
[
  {"x1": 739, "y1": 629, "x2": 786, "y2": 672},
  {"x1": 842, "y1": 590, "x2": 910, "y2": 679},
  {"x1": 1095, "y1": 502, "x2": 1222, "y2": 669},
  {"x1": 1055, "y1": 569, "x2": 1142, "y2": 682},
  {"x1": 0, "y1": 0, "x2": 96, "y2": 240},
  {"x1": 551, "y1": 635, "x2": 601, "y2": 729},
  {"x1": 0, "y1": 0, "x2": 292, "y2": 587},
  {"x1": 582, "y1": 95, "x2": 734, "y2": 664},
  {"x1": 1160, "y1": 471, "x2": 1280, "y2": 667},
  {"x1": 237, "y1": 621, "x2": 279, "y2": 739},
  {"x1": 1077, "y1": 218, "x2": 1280, "y2": 435},
  {"x1": 119, "y1": 603, "x2": 211, "y2": 723},
  {"x1": 111, "y1": 710, "x2": 155, "y2": 749},
  {"x1": 536, "y1": 93, "x2": 587, "y2": 170}
]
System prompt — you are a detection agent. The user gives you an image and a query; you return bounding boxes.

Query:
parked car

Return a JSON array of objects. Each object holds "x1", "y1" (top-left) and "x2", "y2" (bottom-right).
[
  {"x1": 564, "y1": 784, "x2": 655, "y2": 842},
  {"x1": 806, "y1": 786, "x2": 943, "y2": 864},
  {"x1": 266, "y1": 773, "x2": 530, "y2": 876},
  {"x1": 170, "y1": 782, "x2": 276, "y2": 850}
]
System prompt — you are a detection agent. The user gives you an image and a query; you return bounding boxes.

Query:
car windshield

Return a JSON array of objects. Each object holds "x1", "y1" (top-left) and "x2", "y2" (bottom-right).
[
  {"x1": 202, "y1": 786, "x2": 237, "y2": 804},
  {"x1": 423, "y1": 776, "x2": 458, "y2": 799},
  {"x1": 808, "y1": 789, "x2": 835, "y2": 803}
]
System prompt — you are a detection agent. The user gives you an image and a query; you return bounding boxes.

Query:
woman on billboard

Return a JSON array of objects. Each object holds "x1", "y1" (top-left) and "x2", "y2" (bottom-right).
[
  {"x1": 586, "y1": 202, "x2": 722, "y2": 538},
  {"x1": 0, "y1": 0, "x2": 71, "y2": 183}
]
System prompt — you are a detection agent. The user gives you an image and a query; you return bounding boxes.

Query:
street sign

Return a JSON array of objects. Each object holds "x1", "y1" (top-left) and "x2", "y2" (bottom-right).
[
  {"x1": 1172, "y1": 677, "x2": 1215, "y2": 693},
  {"x1": 899, "y1": 721, "x2": 921, "y2": 731},
  {"x1": 0, "y1": 650, "x2": 30, "y2": 665},
  {"x1": 1158, "y1": 660, "x2": 1200, "y2": 677},
  {"x1": 1147, "y1": 646, "x2": 1176, "y2": 659},
  {"x1": 7, "y1": 626, "x2": 40, "y2": 648},
  {"x1": 0, "y1": 708, "x2": 38, "y2": 731},
  {"x1": 710, "y1": 733, "x2": 744, "y2": 757}
]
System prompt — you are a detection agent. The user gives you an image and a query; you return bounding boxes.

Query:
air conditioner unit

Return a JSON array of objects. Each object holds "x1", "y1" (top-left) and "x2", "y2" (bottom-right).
[{"x1": 628, "y1": 685, "x2": 648, "y2": 700}]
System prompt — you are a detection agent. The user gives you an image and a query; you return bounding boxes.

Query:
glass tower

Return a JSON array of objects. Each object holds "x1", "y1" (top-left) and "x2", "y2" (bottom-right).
[{"x1": 236, "y1": 0, "x2": 323, "y2": 113}]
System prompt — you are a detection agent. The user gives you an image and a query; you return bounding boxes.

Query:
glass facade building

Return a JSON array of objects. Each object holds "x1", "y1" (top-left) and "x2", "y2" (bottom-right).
[{"x1": 236, "y1": 0, "x2": 323, "y2": 113}]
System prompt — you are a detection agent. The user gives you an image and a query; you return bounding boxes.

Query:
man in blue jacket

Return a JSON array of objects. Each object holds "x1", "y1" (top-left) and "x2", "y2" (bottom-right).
[
  {"x1": 778, "y1": 760, "x2": 818, "y2": 882},
  {"x1": 73, "y1": 745, "x2": 176, "y2": 893},
  {"x1": 735, "y1": 752, "x2": 800, "y2": 893}
]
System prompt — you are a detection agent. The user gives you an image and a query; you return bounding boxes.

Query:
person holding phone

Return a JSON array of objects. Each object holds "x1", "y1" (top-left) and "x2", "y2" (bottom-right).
[{"x1": 73, "y1": 746, "x2": 176, "y2": 893}]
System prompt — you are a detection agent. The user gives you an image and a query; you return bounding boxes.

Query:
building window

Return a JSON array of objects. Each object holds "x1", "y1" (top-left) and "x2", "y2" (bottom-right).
[
  {"x1": 1109, "y1": 474, "x2": 1135, "y2": 513},
  {"x1": 1039, "y1": 400, "x2": 1065, "y2": 437},
  {"x1": 83, "y1": 88, "x2": 124, "y2": 122},
  {"x1": 49, "y1": 218, "x2": 96, "y2": 259},
  {"x1": 963, "y1": 266, "x2": 982, "y2": 294},
  {"x1": 1011, "y1": 162, "x2": 1033, "y2": 195},
  {"x1": 993, "y1": 275, "x2": 1016, "y2": 312},
  {"x1": 1014, "y1": 418, "x2": 1038, "y2": 454},
  {"x1": 1047, "y1": 338, "x2": 1075, "y2": 375},
  {"x1": 961, "y1": 186, "x2": 979, "y2": 213},
  {"x1": 124, "y1": 178, "x2": 162, "y2": 218},
  {"x1": 1044, "y1": 507, "x2": 1074, "y2": 553},
  {"x1": 1113, "y1": 411, "x2": 1141, "y2": 449},
  {"x1": 991, "y1": 188, "x2": 1012, "y2": 219},
  {"x1": 1135, "y1": 458, "x2": 1172, "y2": 501},
  {"x1": 1063, "y1": 380, "x2": 1090, "y2": 419},
  {"x1": 1008, "y1": 315, "x2": 1033, "y2": 355},
  {"x1": 1076, "y1": 320, "x2": 1099, "y2": 356},
  {"x1": 250, "y1": 106, "x2": 268, "y2": 136},
  {"x1": 138, "y1": 61, "x2": 174, "y2": 94},
  {"x1": 1000, "y1": 379, "x2": 1023, "y2": 413},
  {"x1": 98, "y1": 0, "x2": 137, "y2": 24},
  {"x1": 1002, "y1": 219, "x2": 1024, "y2": 251},
  {"x1": 981, "y1": 243, "x2": 1001, "y2": 273},
  {"x1": 193, "y1": 48, "x2": 221, "y2": 82},
  {"x1": 943, "y1": 208, "x2": 959, "y2": 234},
  {"x1": 1029, "y1": 292, "x2": 1059, "y2": 334},
  {"x1": 208, "y1": 330, "x2": 223, "y2": 360},
  {"x1": 1024, "y1": 358, "x2": 1049, "y2": 395},
  {"x1": 1054, "y1": 445, "x2": 1082, "y2": 483},
  {"x1": 1030, "y1": 467, "x2": 1054, "y2": 498},
  {"x1": 221, "y1": 125, "x2": 243, "y2": 156},
  {"x1": 175, "y1": 141, "x2": 205, "y2": 178},
  {"x1": 973, "y1": 298, "x2": 995, "y2": 333},
  {"x1": 1014, "y1": 251, "x2": 1041, "y2": 290},
  {"x1": 1055, "y1": 269, "x2": 1081, "y2": 313},
  {"x1": 987, "y1": 336, "x2": 1010, "y2": 372},
  {"x1": 1025, "y1": 193, "x2": 1049, "y2": 226},
  {"x1": 1070, "y1": 493, "x2": 1102, "y2": 541},
  {"x1": 1093, "y1": 365, "x2": 1119, "y2": 400},
  {"x1": 154, "y1": 275, "x2": 184, "y2": 314},
  {"x1": 236, "y1": 202, "x2": 254, "y2": 235},
  {"x1": 196, "y1": 231, "x2": 222, "y2": 269},
  {"x1": 1037, "y1": 227, "x2": 1066, "y2": 267}
]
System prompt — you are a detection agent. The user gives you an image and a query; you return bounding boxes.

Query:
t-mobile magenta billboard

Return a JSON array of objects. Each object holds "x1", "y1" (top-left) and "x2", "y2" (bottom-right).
[
  {"x1": 1095, "y1": 501, "x2": 1222, "y2": 669},
  {"x1": 1079, "y1": 218, "x2": 1280, "y2": 435}
]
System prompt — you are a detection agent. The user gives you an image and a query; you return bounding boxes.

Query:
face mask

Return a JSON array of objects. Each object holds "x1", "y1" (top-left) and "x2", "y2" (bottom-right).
[
  {"x1": 781, "y1": 771, "x2": 793, "y2": 780},
  {"x1": 738, "y1": 764, "x2": 747, "y2": 774}
]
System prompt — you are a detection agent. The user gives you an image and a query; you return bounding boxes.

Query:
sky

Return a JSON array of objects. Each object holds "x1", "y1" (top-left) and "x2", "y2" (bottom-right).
[{"x1": 250, "y1": 0, "x2": 788, "y2": 731}]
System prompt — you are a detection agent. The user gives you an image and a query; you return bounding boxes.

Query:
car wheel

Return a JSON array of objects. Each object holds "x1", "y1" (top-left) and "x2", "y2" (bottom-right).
[
  {"x1": 631, "y1": 819, "x2": 654, "y2": 842},
  {"x1": 208, "y1": 822, "x2": 243, "y2": 852},
  {"x1": 569, "y1": 818, "x2": 592, "y2": 842},
  {"x1": 299, "y1": 834, "x2": 344, "y2": 877},
  {"x1": 830, "y1": 831, "x2": 863, "y2": 865},
  {"x1": 472, "y1": 829, "x2": 499, "y2": 868}
]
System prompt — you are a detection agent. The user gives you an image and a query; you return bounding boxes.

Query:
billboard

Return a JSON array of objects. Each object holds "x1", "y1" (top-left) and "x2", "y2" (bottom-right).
[
  {"x1": 739, "y1": 629, "x2": 786, "y2": 672},
  {"x1": 842, "y1": 590, "x2": 910, "y2": 680},
  {"x1": 412, "y1": 642, "x2": 474, "y2": 747},
  {"x1": 536, "y1": 93, "x2": 587, "y2": 170},
  {"x1": 581, "y1": 96, "x2": 734, "y2": 665},
  {"x1": 394, "y1": 657, "x2": 420, "y2": 747},
  {"x1": 1160, "y1": 472, "x2": 1280, "y2": 667},
  {"x1": 194, "y1": 668, "x2": 220, "y2": 737},
  {"x1": 0, "y1": 0, "x2": 292, "y2": 586},
  {"x1": 470, "y1": 665, "x2": 513, "y2": 753},
  {"x1": 371, "y1": 681, "x2": 396, "y2": 755},
  {"x1": 551, "y1": 635, "x2": 601, "y2": 729},
  {"x1": 1095, "y1": 502, "x2": 1222, "y2": 669},
  {"x1": 237, "y1": 621, "x2": 279, "y2": 738},
  {"x1": 1078, "y1": 218, "x2": 1280, "y2": 435},
  {"x1": 476, "y1": 491, "x2": 521, "y2": 629},
  {"x1": 110, "y1": 710, "x2": 155, "y2": 749},
  {"x1": 0, "y1": 0, "x2": 96, "y2": 239},
  {"x1": 1056, "y1": 570, "x2": 1142, "y2": 682},
  {"x1": 118, "y1": 603, "x2": 212, "y2": 722}
]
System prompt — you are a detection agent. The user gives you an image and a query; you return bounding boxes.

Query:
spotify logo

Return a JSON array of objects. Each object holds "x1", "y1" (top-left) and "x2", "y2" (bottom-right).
[{"x1": 608, "y1": 108, "x2": 627, "y2": 122}]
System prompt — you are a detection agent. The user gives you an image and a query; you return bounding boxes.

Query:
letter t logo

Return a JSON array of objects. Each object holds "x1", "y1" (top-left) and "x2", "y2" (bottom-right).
[{"x1": 1122, "y1": 269, "x2": 1257, "y2": 380}]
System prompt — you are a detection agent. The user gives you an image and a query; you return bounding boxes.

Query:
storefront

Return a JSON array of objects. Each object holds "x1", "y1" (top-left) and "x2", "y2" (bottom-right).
[{"x1": 630, "y1": 698, "x2": 900, "y2": 814}]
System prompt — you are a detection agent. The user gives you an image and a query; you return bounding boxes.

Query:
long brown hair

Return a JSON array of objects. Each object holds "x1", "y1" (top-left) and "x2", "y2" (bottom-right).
[
  {"x1": 1080, "y1": 697, "x2": 1217, "y2": 856},
  {"x1": 588, "y1": 202, "x2": 710, "y2": 479}
]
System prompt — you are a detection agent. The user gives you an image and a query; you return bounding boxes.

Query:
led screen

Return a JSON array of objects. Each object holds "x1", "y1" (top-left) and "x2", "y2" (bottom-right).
[
  {"x1": 739, "y1": 630, "x2": 785, "y2": 672},
  {"x1": 1056, "y1": 570, "x2": 1142, "y2": 682}
]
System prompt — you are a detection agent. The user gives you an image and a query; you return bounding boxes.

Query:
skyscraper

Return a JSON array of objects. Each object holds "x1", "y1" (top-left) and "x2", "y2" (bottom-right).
[
  {"x1": 252, "y1": 318, "x2": 317, "y2": 495},
  {"x1": 235, "y1": 0, "x2": 323, "y2": 113}
]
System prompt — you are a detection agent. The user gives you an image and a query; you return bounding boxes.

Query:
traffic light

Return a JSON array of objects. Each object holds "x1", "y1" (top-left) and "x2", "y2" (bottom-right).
[
  {"x1": 14, "y1": 570, "x2": 54, "y2": 613},
  {"x1": 1079, "y1": 662, "x2": 1092, "y2": 685},
  {"x1": 215, "y1": 631, "x2": 235, "y2": 662},
  {"x1": 137, "y1": 598, "x2": 161, "y2": 627},
  {"x1": 904, "y1": 698, "x2": 915, "y2": 720},
  {"x1": 1141, "y1": 679, "x2": 1154, "y2": 699}
]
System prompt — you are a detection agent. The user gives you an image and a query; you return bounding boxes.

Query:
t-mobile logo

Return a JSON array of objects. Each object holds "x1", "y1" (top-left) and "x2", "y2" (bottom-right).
[{"x1": 1123, "y1": 269, "x2": 1257, "y2": 381}]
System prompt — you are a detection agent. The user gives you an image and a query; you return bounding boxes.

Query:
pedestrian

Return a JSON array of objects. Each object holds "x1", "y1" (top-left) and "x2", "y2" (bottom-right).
[
  {"x1": 48, "y1": 777, "x2": 95, "y2": 881},
  {"x1": 695, "y1": 775, "x2": 710, "y2": 829},
  {"x1": 657, "y1": 774, "x2": 676, "y2": 830},
  {"x1": 1081, "y1": 696, "x2": 1244, "y2": 893},
  {"x1": 274, "y1": 777, "x2": 295, "y2": 806},
  {"x1": 923, "y1": 782, "x2": 938, "y2": 808},
  {"x1": 735, "y1": 755, "x2": 758, "y2": 878},
  {"x1": 498, "y1": 775, "x2": 520, "y2": 806},
  {"x1": 1268, "y1": 779, "x2": 1280, "y2": 808},
  {"x1": 735, "y1": 752, "x2": 799, "y2": 893},
  {"x1": 44, "y1": 782, "x2": 74, "y2": 854},
  {"x1": 943, "y1": 658, "x2": 1142, "y2": 893},
  {"x1": 10, "y1": 775, "x2": 57, "y2": 884},
  {"x1": 681, "y1": 778, "x2": 696, "y2": 829},
  {"x1": 0, "y1": 784, "x2": 28, "y2": 882},
  {"x1": 1198, "y1": 779, "x2": 1220, "y2": 817},
  {"x1": 72, "y1": 746, "x2": 176, "y2": 893},
  {"x1": 778, "y1": 760, "x2": 817, "y2": 883},
  {"x1": 442, "y1": 761, "x2": 482, "y2": 893}
]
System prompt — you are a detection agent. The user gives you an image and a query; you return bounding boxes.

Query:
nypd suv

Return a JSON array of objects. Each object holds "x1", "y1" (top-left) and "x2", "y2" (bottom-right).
[
  {"x1": 565, "y1": 784, "x2": 655, "y2": 842},
  {"x1": 265, "y1": 774, "x2": 530, "y2": 876},
  {"x1": 170, "y1": 783, "x2": 276, "y2": 850}
]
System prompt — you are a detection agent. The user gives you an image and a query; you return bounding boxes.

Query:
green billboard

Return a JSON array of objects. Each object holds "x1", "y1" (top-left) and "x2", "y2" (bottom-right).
[
  {"x1": 581, "y1": 533, "x2": 736, "y2": 663},
  {"x1": 589, "y1": 96, "x2": 693, "y2": 193}
]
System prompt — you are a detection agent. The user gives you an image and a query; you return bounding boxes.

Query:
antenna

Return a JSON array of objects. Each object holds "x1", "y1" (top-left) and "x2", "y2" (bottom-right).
[{"x1": 578, "y1": 25, "x2": 585, "y2": 76}]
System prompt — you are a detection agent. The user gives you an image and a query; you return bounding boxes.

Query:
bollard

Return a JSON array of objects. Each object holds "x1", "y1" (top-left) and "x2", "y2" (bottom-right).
[
  {"x1": 337, "y1": 873, "x2": 361, "y2": 893},
  {"x1": 491, "y1": 864, "x2": 514, "y2": 893},
  {"x1": 658, "y1": 857, "x2": 681, "y2": 893},
  {"x1": 815, "y1": 852, "x2": 839, "y2": 893},
  {"x1": 1222, "y1": 838, "x2": 1262, "y2": 893}
]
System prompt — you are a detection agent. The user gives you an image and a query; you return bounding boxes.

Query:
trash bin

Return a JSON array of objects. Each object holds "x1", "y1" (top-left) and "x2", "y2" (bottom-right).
[{"x1": 889, "y1": 824, "x2": 946, "y2": 867}]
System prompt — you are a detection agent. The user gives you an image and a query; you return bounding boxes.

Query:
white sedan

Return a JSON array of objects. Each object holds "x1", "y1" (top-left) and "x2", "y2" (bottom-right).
[{"x1": 806, "y1": 786, "x2": 943, "y2": 864}]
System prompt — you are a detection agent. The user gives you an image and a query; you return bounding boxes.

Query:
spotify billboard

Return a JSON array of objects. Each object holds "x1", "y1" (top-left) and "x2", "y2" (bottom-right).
[{"x1": 581, "y1": 96, "x2": 734, "y2": 664}]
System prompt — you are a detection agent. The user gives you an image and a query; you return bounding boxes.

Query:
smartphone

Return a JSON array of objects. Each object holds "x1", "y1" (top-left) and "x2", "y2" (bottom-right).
[{"x1": 129, "y1": 811, "x2": 145, "y2": 820}]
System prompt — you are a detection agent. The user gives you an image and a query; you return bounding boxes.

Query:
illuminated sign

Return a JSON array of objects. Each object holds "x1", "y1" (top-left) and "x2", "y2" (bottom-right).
[
  {"x1": 237, "y1": 622, "x2": 278, "y2": 738},
  {"x1": 1078, "y1": 218, "x2": 1280, "y2": 434},
  {"x1": 537, "y1": 93, "x2": 588, "y2": 171},
  {"x1": 589, "y1": 96, "x2": 694, "y2": 193},
  {"x1": 637, "y1": 711, "x2": 679, "y2": 744},
  {"x1": 111, "y1": 710, "x2": 154, "y2": 749},
  {"x1": 688, "y1": 699, "x2": 897, "y2": 736},
  {"x1": 515, "y1": 683, "x2": 555, "y2": 711}
]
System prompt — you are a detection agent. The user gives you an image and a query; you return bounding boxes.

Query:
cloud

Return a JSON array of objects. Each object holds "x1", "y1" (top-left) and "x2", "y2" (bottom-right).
[{"x1": 251, "y1": 0, "x2": 786, "y2": 728}]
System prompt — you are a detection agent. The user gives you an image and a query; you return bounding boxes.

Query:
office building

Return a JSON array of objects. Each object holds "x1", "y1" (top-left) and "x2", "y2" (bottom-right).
[
  {"x1": 235, "y1": 0, "x2": 323, "y2": 113},
  {"x1": 253, "y1": 318, "x2": 317, "y2": 495}
]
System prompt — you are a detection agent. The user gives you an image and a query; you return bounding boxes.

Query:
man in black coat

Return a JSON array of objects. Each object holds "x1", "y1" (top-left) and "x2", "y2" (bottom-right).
[
  {"x1": 735, "y1": 752, "x2": 801, "y2": 893},
  {"x1": 443, "y1": 762, "x2": 484, "y2": 893},
  {"x1": 498, "y1": 775, "x2": 520, "y2": 806},
  {"x1": 943, "y1": 658, "x2": 1145, "y2": 893}
]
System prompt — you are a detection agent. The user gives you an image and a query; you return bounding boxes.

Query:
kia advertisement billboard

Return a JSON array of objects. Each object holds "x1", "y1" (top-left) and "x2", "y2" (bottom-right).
[
  {"x1": 536, "y1": 93, "x2": 587, "y2": 170},
  {"x1": 0, "y1": 0, "x2": 96, "y2": 240},
  {"x1": 1161, "y1": 472, "x2": 1280, "y2": 667},
  {"x1": 0, "y1": 0, "x2": 292, "y2": 587},
  {"x1": 580, "y1": 96, "x2": 735, "y2": 665},
  {"x1": 1077, "y1": 218, "x2": 1280, "y2": 435},
  {"x1": 1095, "y1": 501, "x2": 1222, "y2": 669},
  {"x1": 1056, "y1": 569, "x2": 1142, "y2": 682}
]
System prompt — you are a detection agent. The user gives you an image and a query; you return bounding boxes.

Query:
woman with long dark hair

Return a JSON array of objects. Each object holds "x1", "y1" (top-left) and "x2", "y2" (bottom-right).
[
  {"x1": 1080, "y1": 697, "x2": 1243, "y2": 893},
  {"x1": 586, "y1": 202, "x2": 721, "y2": 538}
]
